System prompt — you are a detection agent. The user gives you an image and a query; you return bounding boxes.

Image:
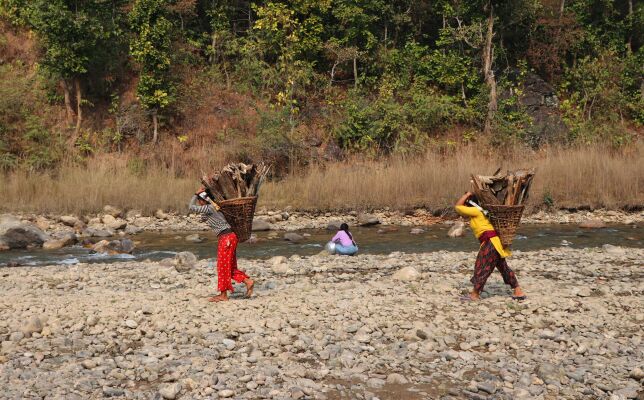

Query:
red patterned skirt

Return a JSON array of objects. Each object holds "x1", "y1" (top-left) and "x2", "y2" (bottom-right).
[
  {"x1": 471, "y1": 238, "x2": 519, "y2": 292},
  {"x1": 216, "y1": 232, "x2": 249, "y2": 292}
]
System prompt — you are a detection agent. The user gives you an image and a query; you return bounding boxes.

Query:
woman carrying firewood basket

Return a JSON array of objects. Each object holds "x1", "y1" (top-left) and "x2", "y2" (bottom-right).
[
  {"x1": 189, "y1": 189, "x2": 254, "y2": 302},
  {"x1": 455, "y1": 192, "x2": 526, "y2": 301}
]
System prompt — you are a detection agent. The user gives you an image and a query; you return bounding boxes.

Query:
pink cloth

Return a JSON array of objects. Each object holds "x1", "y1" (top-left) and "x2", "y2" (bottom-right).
[{"x1": 332, "y1": 231, "x2": 354, "y2": 246}]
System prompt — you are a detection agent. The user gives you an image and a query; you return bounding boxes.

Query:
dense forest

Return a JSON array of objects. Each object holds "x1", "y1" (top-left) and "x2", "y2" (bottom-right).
[{"x1": 0, "y1": 0, "x2": 642, "y2": 173}]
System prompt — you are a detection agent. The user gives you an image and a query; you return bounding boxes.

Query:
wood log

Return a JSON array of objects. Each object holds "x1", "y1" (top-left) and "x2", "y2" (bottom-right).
[{"x1": 217, "y1": 171, "x2": 238, "y2": 200}]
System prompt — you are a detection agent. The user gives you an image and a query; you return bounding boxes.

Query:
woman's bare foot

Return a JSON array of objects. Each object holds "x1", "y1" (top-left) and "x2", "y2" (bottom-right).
[
  {"x1": 207, "y1": 293, "x2": 228, "y2": 302},
  {"x1": 512, "y1": 287, "x2": 526, "y2": 299},
  {"x1": 469, "y1": 290, "x2": 481, "y2": 301},
  {"x1": 244, "y1": 278, "x2": 254, "y2": 298}
]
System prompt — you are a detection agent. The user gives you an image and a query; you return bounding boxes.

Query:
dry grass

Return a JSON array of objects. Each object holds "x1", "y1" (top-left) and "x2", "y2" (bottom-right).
[
  {"x1": 0, "y1": 145, "x2": 641, "y2": 215},
  {"x1": 261, "y1": 144, "x2": 644, "y2": 212}
]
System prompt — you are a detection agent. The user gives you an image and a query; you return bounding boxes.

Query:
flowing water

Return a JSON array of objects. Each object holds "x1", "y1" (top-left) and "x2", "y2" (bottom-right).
[{"x1": 1, "y1": 224, "x2": 642, "y2": 267}]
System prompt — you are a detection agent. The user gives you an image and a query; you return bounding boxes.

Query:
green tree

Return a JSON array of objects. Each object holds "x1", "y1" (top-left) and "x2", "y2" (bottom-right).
[
  {"x1": 130, "y1": 0, "x2": 175, "y2": 144},
  {"x1": 6, "y1": 0, "x2": 122, "y2": 138}
]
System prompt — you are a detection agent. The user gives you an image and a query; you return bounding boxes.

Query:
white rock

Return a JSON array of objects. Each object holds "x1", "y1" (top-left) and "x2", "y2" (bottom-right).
[
  {"x1": 125, "y1": 319, "x2": 138, "y2": 329},
  {"x1": 392, "y1": 266, "x2": 420, "y2": 281},
  {"x1": 159, "y1": 383, "x2": 182, "y2": 400},
  {"x1": 448, "y1": 221, "x2": 465, "y2": 238},
  {"x1": 386, "y1": 373, "x2": 409, "y2": 384}
]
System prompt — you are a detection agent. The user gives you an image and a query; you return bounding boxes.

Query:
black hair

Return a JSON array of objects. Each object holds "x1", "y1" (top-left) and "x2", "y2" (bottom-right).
[
  {"x1": 468, "y1": 194, "x2": 479, "y2": 205},
  {"x1": 340, "y1": 223, "x2": 353, "y2": 241}
]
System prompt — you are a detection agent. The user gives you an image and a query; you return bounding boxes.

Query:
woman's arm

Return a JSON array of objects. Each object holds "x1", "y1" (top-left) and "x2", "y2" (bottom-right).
[
  {"x1": 188, "y1": 195, "x2": 213, "y2": 214},
  {"x1": 331, "y1": 231, "x2": 343, "y2": 243},
  {"x1": 455, "y1": 191, "x2": 472, "y2": 206}
]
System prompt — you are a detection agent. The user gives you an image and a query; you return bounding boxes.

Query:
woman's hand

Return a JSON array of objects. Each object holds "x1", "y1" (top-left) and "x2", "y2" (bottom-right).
[{"x1": 456, "y1": 191, "x2": 473, "y2": 206}]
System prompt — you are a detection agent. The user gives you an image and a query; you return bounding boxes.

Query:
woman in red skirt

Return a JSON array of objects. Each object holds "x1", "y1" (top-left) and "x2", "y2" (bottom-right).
[
  {"x1": 455, "y1": 192, "x2": 526, "y2": 301},
  {"x1": 190, "y1": 189, "x2": 254, "y2": 302}
]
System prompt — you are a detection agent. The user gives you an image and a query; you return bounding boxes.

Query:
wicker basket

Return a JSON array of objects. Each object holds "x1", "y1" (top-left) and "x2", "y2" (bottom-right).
[
  {"x1": 218, "y1": 196, "x2": 258, "y2": 242},
  {"x1": 485, "y1": 204, "x2": 525, "y2": 247}
]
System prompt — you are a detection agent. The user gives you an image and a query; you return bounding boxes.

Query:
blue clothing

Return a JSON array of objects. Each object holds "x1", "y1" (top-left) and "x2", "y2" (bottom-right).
[{"x1": 335, "y1": 244, "x2": 358, "y2": 256}]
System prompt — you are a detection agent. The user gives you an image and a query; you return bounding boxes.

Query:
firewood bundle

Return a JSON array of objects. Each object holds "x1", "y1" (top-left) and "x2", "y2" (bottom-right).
[
  {"x1": 471, "y1": 168, "x2": 535, "y2": 206},
  {"x1": 201, "y1": 163, "x2": 270, "y2": 202}
]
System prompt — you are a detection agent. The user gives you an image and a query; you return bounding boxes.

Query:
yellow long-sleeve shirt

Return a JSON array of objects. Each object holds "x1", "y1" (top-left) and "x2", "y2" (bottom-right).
[{"x1": 455, "y1": 205, "x2": 511, "y2": 258}]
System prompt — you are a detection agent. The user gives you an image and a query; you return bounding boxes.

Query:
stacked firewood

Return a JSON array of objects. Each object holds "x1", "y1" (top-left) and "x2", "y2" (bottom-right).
[
  {"x1": 201, "y1": 163, "x2": 270, "y2": 202},
  {"x1": 471, "y1": 168, "x2": 535, "y2": 206}
]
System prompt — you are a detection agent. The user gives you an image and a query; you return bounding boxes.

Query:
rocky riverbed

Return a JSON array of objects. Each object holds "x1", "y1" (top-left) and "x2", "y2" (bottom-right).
[{"x1": 1, "y1": 247, "x2": 642, "y2": 399}]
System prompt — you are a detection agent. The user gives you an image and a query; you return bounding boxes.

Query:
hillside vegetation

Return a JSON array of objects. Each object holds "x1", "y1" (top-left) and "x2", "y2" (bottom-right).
[{"x1": 0, "y1": 0, "x2": 642, "y2": 212}]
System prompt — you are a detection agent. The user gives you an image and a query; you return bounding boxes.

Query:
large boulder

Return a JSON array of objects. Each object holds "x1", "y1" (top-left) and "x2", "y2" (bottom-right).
[
  {"x1": 43, "y1": 233, "x2": 77, "y2": 250},
  {"x1": 0, "y1": 215, "x2": 50, "y2": 249},
  {"x1": 447, "y1": 221, "x2": 465, "y2": 238},
  {"x1": 92, "y1": 239, "x2": 135, "y2": 254},
  {"x1": 357, "y1": 213, "x2": 380, "y2": 226},
  {"x1": 59, "y1": 215, "x2": 80, "y2": 227},
  {"x1": 326, "y1": 221, "x2": 343, "y2": 231},
  {"x1": 103, "y1": 205, "x2": 123, "y2": 218},
  {"x1": 252, "y1": 218, "x2": 272, "y2": 231},
  {"x1": 102, "y1": 215, "x2": 127, "y2": 230}
]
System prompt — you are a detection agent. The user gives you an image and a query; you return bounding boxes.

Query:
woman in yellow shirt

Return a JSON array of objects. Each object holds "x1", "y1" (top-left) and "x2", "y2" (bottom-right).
[{"x1": 455, "y1": 192, "x2": 526, "y2": 301}]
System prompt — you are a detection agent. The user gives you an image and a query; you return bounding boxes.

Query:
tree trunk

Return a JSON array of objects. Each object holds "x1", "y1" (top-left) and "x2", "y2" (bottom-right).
[
  {"x1": 559, "y1": 0, "x2": 565, "y2": 17},
  {"x1": 61, "y1": 80, "x2": 75, "y2": 122},
  {"x1": 627, "y1": 0, "x2": 633, "y2": 52},
  {"x1": 353, "y1": 56, "x2": 358, "y2": 89},
  {"x1": 482, "y1": 3, "x2": 497, "y2": 135},
  {"x1": 152, "y1": 109, "x2": 159, "y2": 144},
  {"x1": 330, "y1": 60, "x2": 339, "y2": 85},
  {"x1": 74, "y1": 77, "x2": 82, "y2": 137}
]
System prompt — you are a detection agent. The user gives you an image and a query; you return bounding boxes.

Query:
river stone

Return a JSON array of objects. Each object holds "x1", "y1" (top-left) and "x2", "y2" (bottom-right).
[
  {"x1": 159, "y1": 383, "x2": 181, "y2": 400},
  {"x1": 155, "y1": 209, "x2": 169, "y2": 220},
  {"x1": 218, "y1": 389, "x2": 234, "y2": 398},
  {"x1": 366, "y1": 378, "x2": 385, "y2": 389},
  {"x1": 602, "y1": 244, "x2": 626, "y2": 255},
  {"x1": 284, "y1": 232, "x2": 304, "y2": 242},
  {"x1": 448, "y1": 221, "x2": 465, "y2": 238},
  {"x1": 252, "y1": 218, "x2": 272, "y2": 231},
  {"x1": 92, "y1": 239, "x2": 135, "y2": 254},
  {"x1": 85, "y1": 228, "x2": 113, "y2": 238},
  {"x1": 0, "y1": 238, "x2": 10, "y2": 251},
  {"x1": 126, "y1": 209, "x2": 142, "y2": 219},
  {"x1": 125, "y1": 225, "x2": 143, "y2": 235},
  {"x1": 102, "y1": 215, "x2": 127, "y2": 230},
  {"x1": 175, "y1": 251, "x2": 197, "y2": 272},
  {"x1": 392, "y1": 266, "x2": 420, "y2": 281},
  {"x1": 125, "y1": 319, "x2": 138, "y2": 329},
  {"x1": 536, "y1": 362, "x2": 564, "y2": 384},
  {"x1": 21, "y1": 316, "x2": 43, "y2": 337},
  {"x1": 103, "y1": 205, "x2": 123, "y2": 218},
  {"x1": 358, "y1": 213, "x2": 380, "y2": 226},
  {"x1": 43, "y1": 233, "x2": 77, "y2": 250},
  {"x1": 410, "y1": 228, "x2": 425, "y2": 235},
  {"x1": 185, "y1": 234, "x2": 204, "y2": 243},
  {"x1": 0, "y1": 215, "x2": 49, "y2": 249},
  {"x1": 579, "y1": 219, "x2": 606, "y2": 229},
  {"x1": 59, "y1": 215, "x2": 80, "y2": 227},
  {"x1": 327, "y1": 221, "x2": 343, "y2": 231},
  {"x1": 387, "y1": 373, "x2": 409, "y2": 384},
  {"x1": 629, "y1": 367, "x2": 644, "y2": 380}
]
